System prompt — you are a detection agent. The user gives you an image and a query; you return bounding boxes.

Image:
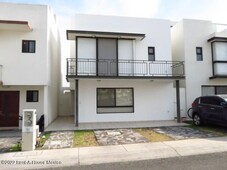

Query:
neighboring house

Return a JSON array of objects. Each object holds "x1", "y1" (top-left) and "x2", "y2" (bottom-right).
[
  {"x1": 66, "y1": 14, "x2": 185, "y2": 125},
  {"x1": 171, "y1": 19, "x2": 227, "y2": 111},
  {"x1": 0, "y1": 3, "x2": 60, "y2": 128}
]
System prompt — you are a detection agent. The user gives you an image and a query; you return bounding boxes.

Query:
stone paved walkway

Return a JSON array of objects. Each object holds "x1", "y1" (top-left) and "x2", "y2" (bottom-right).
[
  {"x1": 0, "y1": 130, "x2": 21, "y2": 153},
  {"x1": 94, "y1": 129, "x2": 149, "y2": 145},
  {"x1": 42, "y1": 131, "x2": 74, "y2": 149},
  {"x1": 152, "y1": 126, "x2": 220, "y2": 140},
  {"x1": 0, "y1": 137, "x2": 21, "y2": 153}
]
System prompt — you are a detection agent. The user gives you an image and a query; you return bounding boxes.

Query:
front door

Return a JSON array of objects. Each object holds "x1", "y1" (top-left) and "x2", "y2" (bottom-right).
[
  {"x1": 0, "y1": 91, "x2": 19, "y2": 127},
  {"x1": 97, "y1": 38, "x2": 117, "y2": 76}
]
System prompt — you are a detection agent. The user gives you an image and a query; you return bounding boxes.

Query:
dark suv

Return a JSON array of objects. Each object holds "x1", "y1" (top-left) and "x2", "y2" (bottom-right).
[{"x1": 191, "y1": 96, "x2": 227, "y2": 126}]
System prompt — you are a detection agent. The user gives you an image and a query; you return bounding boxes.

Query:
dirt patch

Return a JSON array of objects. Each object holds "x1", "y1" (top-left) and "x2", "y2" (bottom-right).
[{"x1": 134, "y1": 128, "x2": 173, "y2": 142}]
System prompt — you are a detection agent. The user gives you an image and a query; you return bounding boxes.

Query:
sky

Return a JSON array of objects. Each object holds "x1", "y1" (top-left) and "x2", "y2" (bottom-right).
[{"x1": 1, "y1": 0, "x2": 227, "y2": 24}]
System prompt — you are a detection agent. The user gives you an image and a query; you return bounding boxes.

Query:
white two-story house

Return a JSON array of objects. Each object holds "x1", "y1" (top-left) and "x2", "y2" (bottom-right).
[
  {"x1": 171, "y1": 19, "x2": 227, "y2": 111},
  {"x1": 66, "y1": 14, "x2": 185, "y2": 126},
  {"x1": 0, "y1": 3, "x2": 60, "y2": 129}
]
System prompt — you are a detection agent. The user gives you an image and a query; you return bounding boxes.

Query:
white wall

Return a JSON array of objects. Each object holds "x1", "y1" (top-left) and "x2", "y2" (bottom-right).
[
  {"x1": 45, "y1": 6, "x2": 60, "y2": 126},
  {"x1": 172, "y1": 19, "x2": 227, "y2": 111},
  {"x1": 78, "y1": 79, "x2": 175, "y2": 123},
  {"x1": 0, "y1": 3, "x2": 49, "y2": 85},
  {"x1": 73, "y1": 14, "x2": 172, "y2": 61}
]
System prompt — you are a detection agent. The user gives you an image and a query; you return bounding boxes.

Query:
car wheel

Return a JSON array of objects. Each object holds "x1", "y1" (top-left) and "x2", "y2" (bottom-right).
[{"x1": 193, "y1": 114, "x2": 202, "y2": 126}]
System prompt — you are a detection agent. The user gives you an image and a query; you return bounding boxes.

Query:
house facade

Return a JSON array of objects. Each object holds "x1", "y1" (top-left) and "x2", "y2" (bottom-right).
[
  {"x1": 66, "y1": 14, "x2": 185, "y2": 125},
  {"x1": 3, "y1": 2, "x2": 227, "y2": 129},
  {"x1": 171, "y1": 19, "x2": 227, "y2": 110},
  {"x1": 0, "y1": 3, "x2": 60, "y2": 128}
]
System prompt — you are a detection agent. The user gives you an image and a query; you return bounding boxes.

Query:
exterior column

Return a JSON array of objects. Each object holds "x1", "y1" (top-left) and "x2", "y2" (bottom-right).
[
  {"x1": 75, "y1": 79, "x2": 79, "y2": 126},
  {"x1": 176, "y1": 80, "x2": 181, "y2": 123}
]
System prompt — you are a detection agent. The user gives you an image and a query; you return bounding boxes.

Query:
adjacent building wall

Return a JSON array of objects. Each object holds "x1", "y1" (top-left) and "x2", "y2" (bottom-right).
[
  {"x1": 172, "y1": 19, "x2": 227, "y2": 111},
  {"x1": 0, "y1": 3, "x2": 60, "y2": 128},
  {"x1": 0, "y1": 3, "x2": 49, "y2": 85},
  {"x1": 45, "y1": 6, "x2": 60, "y2": 127}
]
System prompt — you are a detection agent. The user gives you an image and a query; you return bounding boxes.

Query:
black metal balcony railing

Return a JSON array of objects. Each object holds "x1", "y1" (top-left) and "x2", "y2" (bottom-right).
[{"x1": 67, "y1": 58, "x2": 184, "y2": 78}]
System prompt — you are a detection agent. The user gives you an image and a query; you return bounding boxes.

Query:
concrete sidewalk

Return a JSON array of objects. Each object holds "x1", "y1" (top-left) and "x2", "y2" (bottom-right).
[{"x1": 1, "y1": 136, "x2": 227, "y2": 169}]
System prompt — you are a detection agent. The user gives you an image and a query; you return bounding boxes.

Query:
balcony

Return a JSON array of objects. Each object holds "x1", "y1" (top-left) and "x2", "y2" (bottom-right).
[{"x1": 66, "y1": 58, "x2": 184, "y2": 81}]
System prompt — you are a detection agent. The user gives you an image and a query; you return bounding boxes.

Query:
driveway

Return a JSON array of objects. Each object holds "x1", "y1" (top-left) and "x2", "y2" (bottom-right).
[
  {"x1": 93, "y1": 126, "x2": 223, "y2": 146},
  {"x1": 152, "y1": 126, "x2": 221, "y2": 140}
]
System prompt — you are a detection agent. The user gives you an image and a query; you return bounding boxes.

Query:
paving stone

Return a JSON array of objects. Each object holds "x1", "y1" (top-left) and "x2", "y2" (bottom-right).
[
  {"x1": 0, "y1": 137, "x2": 21, "y2": 153},
  {"x1": 42, "y1": 131, "x2": 74, "y2": 149},
  {"x1": 152, "y1": 126, "x2": 220, "y2": 140},
  {"x1": 94, "y1": 129, "x2": 149, "y2": 146}
]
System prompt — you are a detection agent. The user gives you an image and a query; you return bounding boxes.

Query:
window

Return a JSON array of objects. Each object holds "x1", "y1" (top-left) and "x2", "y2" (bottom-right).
[
  {"x1": 216, "y1": 86, "x2": 227, "y2": 94},
  {"x1": 26, "y1": 91, "x2": 39, "y2": 102},
  {"x1": 200, "y1": 97, "x2": 221, "y2": 106},
  {"x1": 196, "y1": 47, "x2": 203, "y2": 61},
  {"x1": 148, "y1": 47, "x2": 155, "y2": 61},
  {"x1": 202, "y1": 86, "x2": 227, "y2": 95},
  {"x1": 97, "y1": 88, "x2": 134, "y2": 113},
  {"x1": 22, "y1": 40, "x2": 36, "y2": 53},
  {"x1": 212, "y1": 42, "x2": 227, "y2": 76}
]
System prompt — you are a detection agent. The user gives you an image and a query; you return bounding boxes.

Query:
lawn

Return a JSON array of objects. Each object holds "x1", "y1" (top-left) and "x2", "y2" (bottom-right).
[
  {"x1": 134, "y1": 128, "x2": 174, "y2": 142},
  {"x1": 9, "y1": 142, "x2": 21, "y2": 152},
  {"x1": 74, "y1": 130, "x2": 98, "y2": 147}
]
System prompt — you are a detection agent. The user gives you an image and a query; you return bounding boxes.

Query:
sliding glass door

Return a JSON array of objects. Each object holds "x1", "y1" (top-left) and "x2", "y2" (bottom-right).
[{"x1": 97, "y1": 38, "x2": 117, "y2": 76}]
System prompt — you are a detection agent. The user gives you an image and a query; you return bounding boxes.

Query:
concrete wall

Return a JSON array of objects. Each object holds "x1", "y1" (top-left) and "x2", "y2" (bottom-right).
[{"x1": 78, "y1": 79, "x2": 175, "y2": 123}]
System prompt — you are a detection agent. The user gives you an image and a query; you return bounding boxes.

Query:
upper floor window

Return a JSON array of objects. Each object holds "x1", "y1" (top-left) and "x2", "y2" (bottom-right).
[
  {"x1": 148, "y1": 47, "x2": 155, "y2": 61},
  {"x1": 196, "y1": 47, "x2": 203, "y2": 61},
  {"x1": 22, "y1": 40, "x2": 36, "y2": 53}
]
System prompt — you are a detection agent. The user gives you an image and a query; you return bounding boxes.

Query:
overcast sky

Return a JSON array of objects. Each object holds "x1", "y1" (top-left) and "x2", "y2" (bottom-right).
[{"x1": 1, "y1": 0, "x2": 227, "y2": 24}]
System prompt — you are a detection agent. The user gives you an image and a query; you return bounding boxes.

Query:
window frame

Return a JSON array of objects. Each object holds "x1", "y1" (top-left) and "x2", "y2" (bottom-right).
[
  {"x1": 97, "y1": 88, "x2": 134, "y2": 114},
  {"x1": 22, "y1": 40, "x2": 36, "y2": 53},
  {"x1": 196, "y1": 47, "x2": 203, "y2": 61},
  {"x1": 211, "y1": 41, "x2": 227, "y2": 76},
  {"x1": 202, "y1": 85, "x2": 227, "y2": 95},
  {"x1": 148, "y1": 46, "x2": 155, "y2": 61},
  {"x1": 26, "y1": 90, "x2": 39, "y2": 102}
]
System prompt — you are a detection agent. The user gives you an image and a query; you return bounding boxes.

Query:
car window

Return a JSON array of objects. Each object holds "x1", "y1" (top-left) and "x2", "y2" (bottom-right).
[{"x1": 200, "y1": 97, "x2": 223, "y2": 106}]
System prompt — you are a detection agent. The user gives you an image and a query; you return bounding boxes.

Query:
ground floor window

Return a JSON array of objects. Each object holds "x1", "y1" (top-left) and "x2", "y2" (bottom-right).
[
  {"x1": 97, "y1": 88, "x2": 134, "y2": 113},
  {"x1": 202, "y1": 86, "x2": 227, "y2": 100},
  {"x1": 26, "y1": 90, "x2": 39, "y2": 102}
]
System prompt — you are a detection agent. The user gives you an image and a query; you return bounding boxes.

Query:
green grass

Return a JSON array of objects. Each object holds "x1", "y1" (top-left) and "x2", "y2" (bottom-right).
[
  {"x1": 9, "y1": 142, "x2": 21, "y2": 152},
  {"x1": 74, "y1": 130, "x2": 98, "y2": 147},
  {"x1": 39, "y1": 132, "x2": 51, "y2": 147}
]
